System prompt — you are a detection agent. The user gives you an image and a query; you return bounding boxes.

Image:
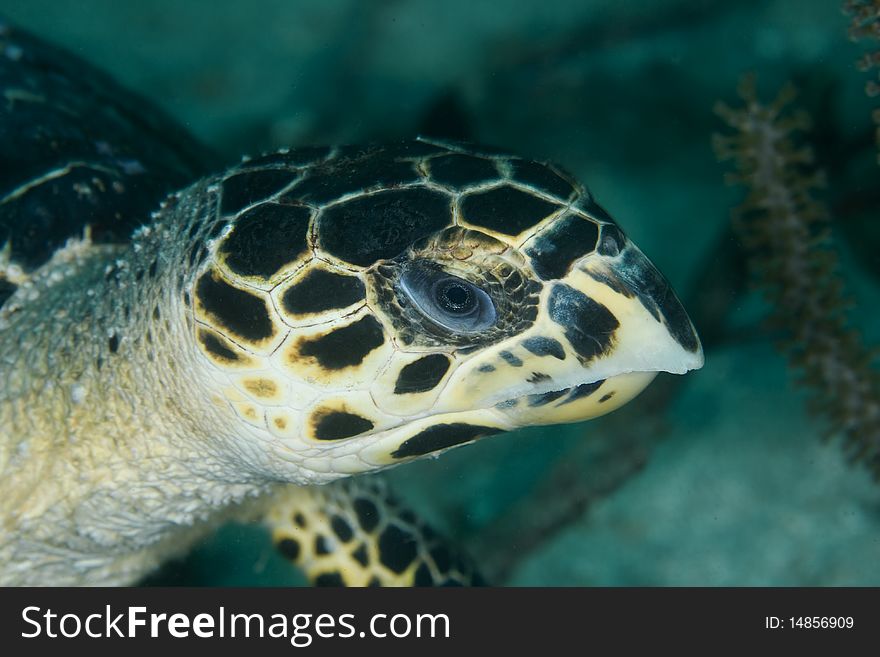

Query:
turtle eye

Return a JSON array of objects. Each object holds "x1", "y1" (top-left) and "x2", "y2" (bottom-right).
[{"x1": 400, "y1": 264, "x2": 496, "y2": 333}]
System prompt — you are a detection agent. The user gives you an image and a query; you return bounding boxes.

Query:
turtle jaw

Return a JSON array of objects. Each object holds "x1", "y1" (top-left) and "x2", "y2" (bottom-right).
[{"x1": 489, "y1": 370, "x2": 659, "y2": 426}]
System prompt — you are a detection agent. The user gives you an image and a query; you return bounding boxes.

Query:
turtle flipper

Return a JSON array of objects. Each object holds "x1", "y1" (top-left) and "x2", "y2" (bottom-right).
[{"x1": 264, "y1": 479, "x2": 485, "y2": 587}]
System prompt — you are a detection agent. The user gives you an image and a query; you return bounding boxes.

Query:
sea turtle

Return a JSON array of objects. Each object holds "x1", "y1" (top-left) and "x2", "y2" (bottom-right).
[{"x1": 0, "y1": 22, "x2": 703, "y2": 586}]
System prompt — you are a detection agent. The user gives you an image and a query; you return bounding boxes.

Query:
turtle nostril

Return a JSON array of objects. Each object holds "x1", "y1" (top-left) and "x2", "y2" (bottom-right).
[{"x1": 597, "y1": 224, "x2": 626, "y2": 257}]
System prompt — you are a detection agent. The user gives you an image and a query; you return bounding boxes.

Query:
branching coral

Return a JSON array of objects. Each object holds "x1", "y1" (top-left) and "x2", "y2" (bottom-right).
[
  {"x1": 844, "y1": 0, "x2": 880, "y2": 158},
  {"x1": 713, "y1": 76, "x2": 880, "y2": 476}
]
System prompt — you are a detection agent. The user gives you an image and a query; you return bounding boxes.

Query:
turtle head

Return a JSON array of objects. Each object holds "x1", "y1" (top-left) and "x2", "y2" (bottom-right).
[{"x1": 187, "y1": 141, "x2": 702, "y2": 481}]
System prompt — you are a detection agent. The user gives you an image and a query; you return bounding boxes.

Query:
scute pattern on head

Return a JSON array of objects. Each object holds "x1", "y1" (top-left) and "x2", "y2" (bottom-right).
[
  {"x1": 290, "y1": 313, "x2": 390, "y2": 375},
  {"x1": 218, "y1": 202, "x2": 312, "y2": 282},
  {"x1": 317, "y1": 187, "x2": 452, "y2": 267},
  {"x1": 524, "y1": 213, "x2": 601, "y2": 281},
  {"x1": 194, "y1": 268, "x2": 278, "y2": 345},
  {"x1": 275, "y1": 265, "x2": 366, "y2": 326},
  {"x1": 183, "y1": 138, "x2": 701, "y2": 479},
  {"x1": 459, "y1": 184, "x2": 563, "y2": 236},
  {"x1": 220, "y1": 169, "x2": 300, "y2": 215}
]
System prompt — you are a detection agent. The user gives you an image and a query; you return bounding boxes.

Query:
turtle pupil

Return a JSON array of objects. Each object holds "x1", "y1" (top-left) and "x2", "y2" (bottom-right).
[{"x1": 437, "y1": 281, "x2": 473, "y2": 313}]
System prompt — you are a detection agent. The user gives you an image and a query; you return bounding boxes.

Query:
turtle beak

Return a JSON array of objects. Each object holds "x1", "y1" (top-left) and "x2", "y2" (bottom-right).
[
  {"x1": 565, "y1": 241, "x2": 704, "y2": 378},
  {"x1": 438, "y1": 234, "x2": 703, "y2": 426}
]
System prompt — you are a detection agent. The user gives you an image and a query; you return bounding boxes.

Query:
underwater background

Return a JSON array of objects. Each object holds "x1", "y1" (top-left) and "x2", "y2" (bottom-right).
[{"x1": 1, "y1": 0, "x2": 878, "y2": 586}]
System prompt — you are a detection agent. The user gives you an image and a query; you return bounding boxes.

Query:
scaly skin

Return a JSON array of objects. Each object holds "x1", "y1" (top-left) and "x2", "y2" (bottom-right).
[{"x1": 0, "y1": 182, "x2": 275, "y2": 585}]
